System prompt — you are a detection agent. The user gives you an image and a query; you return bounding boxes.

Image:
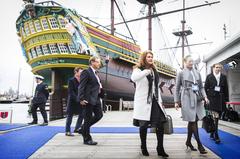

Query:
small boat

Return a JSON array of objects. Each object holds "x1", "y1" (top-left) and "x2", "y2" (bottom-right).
[
  {"x1": 13, "y1": 98, "x2": 29, "y2": 103},
  {"x1": 0, "y1": 97, "x2": 13, "y2": 104}
]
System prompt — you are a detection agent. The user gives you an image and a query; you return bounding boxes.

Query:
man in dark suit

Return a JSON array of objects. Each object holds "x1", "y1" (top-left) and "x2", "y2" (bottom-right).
[
  {"x1": 78, "y1": 56, "x2": 104, "y2": 145},
  {"x1": 65, "y1": 67, "x2": 85, "y2": 136},
  {"x1": 205, "y1": 63, "x2": 229, "y2": 144},
  {"x1": 28, "y1": 75, "x2": 49, "y2": 126}
]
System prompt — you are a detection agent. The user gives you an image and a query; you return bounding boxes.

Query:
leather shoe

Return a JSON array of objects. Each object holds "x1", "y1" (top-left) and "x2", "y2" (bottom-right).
[
  {"x1": 28, "y1": 121, "x2": 37, "y2": 125},
  {"x1": 65, "y1": 132, "x2": 74, "y2": 136},
  {"x1": 39, "y1": 122, "x2": 48, "y2": 126},
  {"x1": 74, "y1": 128, "x2": 82, "y2": 134},
  {"x1": 84, "y1": 140, "x2": 98, "y2": 145}
]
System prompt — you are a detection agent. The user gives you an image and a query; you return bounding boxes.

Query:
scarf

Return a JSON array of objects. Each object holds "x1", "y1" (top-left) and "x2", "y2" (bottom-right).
[{"x1": 139, "y1": 67, "x2": 159, "y2": 104}]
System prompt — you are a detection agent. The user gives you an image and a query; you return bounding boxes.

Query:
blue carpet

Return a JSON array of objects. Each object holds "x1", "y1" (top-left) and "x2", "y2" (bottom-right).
[
  {"x1": 199, "y1": 129, "x2": 240, "y2": 159},
  {"x1": 0, "y1": 123, "x2": 28, "y2": 131},
  {"x1": 0, "y1": 126, "x2": 239, "y2": 159},
  {"x1": 0, "y1": 126, "x2": 63, "y2": 159}
]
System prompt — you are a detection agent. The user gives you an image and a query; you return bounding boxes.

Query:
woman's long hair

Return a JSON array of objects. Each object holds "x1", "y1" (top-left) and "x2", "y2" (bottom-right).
[{"x1": 134, "y1": 50, "x2": 156, "y2": 69}]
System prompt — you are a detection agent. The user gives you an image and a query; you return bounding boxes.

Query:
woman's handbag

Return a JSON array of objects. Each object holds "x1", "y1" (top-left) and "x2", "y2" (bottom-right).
[
  {"x1": 164, "y1": 115, "x2": 173, "y2": 134},
  {"x1": 202, "y1": 104, "x2": 216, "y2": 133},
  {"x1": 196, "y1": 90, "x2": 205, "y2": 102}
]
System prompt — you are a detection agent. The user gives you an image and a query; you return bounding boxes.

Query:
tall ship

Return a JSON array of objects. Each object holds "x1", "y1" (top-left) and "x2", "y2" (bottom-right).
[{"x1": 16, "y1": 0, "x2": 176, "y2": 120}]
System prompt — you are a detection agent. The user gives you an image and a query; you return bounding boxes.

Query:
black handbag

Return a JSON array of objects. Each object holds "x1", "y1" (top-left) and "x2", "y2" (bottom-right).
[
  {"x1": 196, "y1": 91, "x2": 205, "y2": 102},
  {"x1": 163, "y1": 115, "x2": 173, "y2": 134},
  {"x1": 202, "y1": 104, "x2": 216, "y2": 133}
]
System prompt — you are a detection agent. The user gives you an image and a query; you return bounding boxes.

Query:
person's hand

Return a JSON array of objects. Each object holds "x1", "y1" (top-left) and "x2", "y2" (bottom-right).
[
  {"x1": 204, "y1": 97, "x2": 209, "y2": 104},
  {"x1": 144, "y1": 69, "x2": 151, "y2": 75},
  {"x1": 175, "y1": 102, "x2": 180, "y2": 111},
  {"x1": 80, "y1": 100, "x2": 88, "y2": 106},
  {"x1": 161, "y1": 103, "x2": 165, "y2": 108}
]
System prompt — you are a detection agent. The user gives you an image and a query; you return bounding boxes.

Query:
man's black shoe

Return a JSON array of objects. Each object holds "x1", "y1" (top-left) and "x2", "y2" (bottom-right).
[
  {"x1": 39, "y1": 122, "x2": 48, "y2": 126},
  {"x1": 74, "y1": 128, "x2": 82, "y2": 134},
  {"x1": 65, "y1": 132, "x2": 74, "y2": 136},
  {"x1": 84, "y1": 140, "x2": 98, "y2": 145},
  {"x1": 28, "y1": 121, "x2": 37, "y2": 125}
]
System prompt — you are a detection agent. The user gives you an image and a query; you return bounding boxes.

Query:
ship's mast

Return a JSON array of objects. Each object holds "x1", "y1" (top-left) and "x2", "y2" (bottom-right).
[
  {"x1": 111, "y1": 0, "x2": 115, "y2": 35},
  {"x1": 181, "y1": 0, "x2": 185, "y2": 68},
  {"x1": 110, "y1": 0, "x2": 136, "y2": 43},
  {"x1": 148, "y1": 1, "x2": 153, "y2": 50}
]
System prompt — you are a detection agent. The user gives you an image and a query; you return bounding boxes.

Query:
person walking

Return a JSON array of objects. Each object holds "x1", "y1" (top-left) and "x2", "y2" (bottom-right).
[
  {"x1": 174, "y1": 55, "x2": 209, "y2": 154},
  {"x1": 28, "y1": 75, "x2": 49, "y2": 126},
  {"x1": 65, "y1": 67, "x2": 85, "y2": 136},
  {"x1": 131, "y1": 50, "x2": 168, "y2": 157},
  {"x1": 78, "y1": 56, "x2": 104, "y2": 145},
  {"x1": 204, "y1": 63, "x2": 229, "y2": 144}
]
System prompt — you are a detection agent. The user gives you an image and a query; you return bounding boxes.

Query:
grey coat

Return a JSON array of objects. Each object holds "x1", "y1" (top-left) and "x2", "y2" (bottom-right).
[{"x1": 174, "y1": 68, "x2": 206, "y2": 122}]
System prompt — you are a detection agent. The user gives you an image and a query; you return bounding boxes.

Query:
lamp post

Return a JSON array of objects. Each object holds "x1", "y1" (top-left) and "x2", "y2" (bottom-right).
[
  {"x1": 17, "y1": 68, "x2": 22, "y2": 99},
  {"x1": 104, "y1": 54, "x2": 110, "y2": 113}
]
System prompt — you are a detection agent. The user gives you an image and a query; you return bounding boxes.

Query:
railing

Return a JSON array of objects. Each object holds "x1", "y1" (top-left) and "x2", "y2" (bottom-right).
[{"x1": 78, "y1": 14, "x2": 137, "y2": 44}]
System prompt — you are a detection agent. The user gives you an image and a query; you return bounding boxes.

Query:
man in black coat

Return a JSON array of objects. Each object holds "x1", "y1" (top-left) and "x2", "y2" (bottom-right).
[
  {"x1": 78, "y1": 56, "x2": 104, "y2": 145},
  {"x1": 28, "y1": 75, "x2": 49, "y2": 126},
  {"x1": 65, "y1": 67, "x2": 85, "y2": 136},
  {"x1": 205, "y1": 63, "x2": 229, "y2": 144}
]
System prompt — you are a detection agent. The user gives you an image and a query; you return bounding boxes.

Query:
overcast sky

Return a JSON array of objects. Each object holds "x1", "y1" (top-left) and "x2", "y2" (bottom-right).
[{"x1": 0, "y1": 0, "x2": 239, "y2": 95}]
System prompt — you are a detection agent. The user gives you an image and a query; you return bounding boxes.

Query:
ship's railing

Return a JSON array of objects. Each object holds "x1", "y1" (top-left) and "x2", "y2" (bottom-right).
[
  {"x1": 35, "y1": 1, "x2": 62, "y2": 7},
  {"x1": 155, "y1": 61, "x2": 177, "y2": 77},
  {"x1": 118, "y1": 55, "x2": 176, "y2": 77},
  {"x1": 78, "y1": 14, "x2": 137, "y2": 44}
]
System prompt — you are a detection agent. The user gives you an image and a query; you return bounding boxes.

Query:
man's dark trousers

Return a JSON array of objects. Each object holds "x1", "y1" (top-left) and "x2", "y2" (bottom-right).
[
  {"x1": 82, "y1": 103, "x2": 103, "y2": 141},
  {"x1": 31, "y1": 103, "x2": 48, "y2": 123}
]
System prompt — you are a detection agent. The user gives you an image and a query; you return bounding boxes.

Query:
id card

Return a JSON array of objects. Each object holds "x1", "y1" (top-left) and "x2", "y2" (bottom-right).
[
  {"x1": 192, "y1": 84, "x2": 199, "y2": 91},
  {"x1": 214, "y1": 86, "x2": 221, "y2": 92}
]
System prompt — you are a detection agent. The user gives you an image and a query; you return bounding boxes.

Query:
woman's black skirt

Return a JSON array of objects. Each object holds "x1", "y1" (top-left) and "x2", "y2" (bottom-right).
[{"x1": 133, "y1": 96, "x2": 166, "y2": 128}]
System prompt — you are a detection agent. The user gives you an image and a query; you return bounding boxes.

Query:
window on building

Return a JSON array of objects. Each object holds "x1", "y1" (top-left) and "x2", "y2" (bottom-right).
[
  {"x1": 21, "y1": 27, "x2": 26, "y2": 38},
  {"x1": 58, "y1": 43, "x2": 69, "y2": 54},
  {"x1": 49, "y1": 44, "x2": 58, "y2": 54},
  {"x1": 31, "y1": 48, "x2": 37, "y2": 58},
  {"x1": 36, "y1": 46, "x2": 43, "y2": 56},
  {"x1": 29, "y1": 21, "x2": 36, "y2": 34},
  {"x1": 28, "y1": 51, "x2": 33, "y2": 59},
  {"x1": 42, "y1": 44, "x2": 50, "y2": 55},
  {"x1": 68, "y1": 43, "x2": 77, "y2": 54},
  {"x1": 48, "y1": 17, "x2": 59, "y2": 29},
  {"x1": 58, "y1": 17, "x2": 66, "y2": 28},
  {"x1": 24, "y1": 24, "x2": 30, "y2": 36},
  {"x1": 34, "y1": 20, "x2": 42, "y2": 32},
  {"x1": 41, "y1": 18, "x2": 50, "y2": 30}
]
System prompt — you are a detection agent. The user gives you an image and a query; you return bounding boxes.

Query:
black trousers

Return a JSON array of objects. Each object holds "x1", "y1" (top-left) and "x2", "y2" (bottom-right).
[
  {"x1": 31, "y1": 103, "x2": 48, "y2": 123},
  {"x1": 82, "y1": 103, "x2": 103, "y2": 141}
]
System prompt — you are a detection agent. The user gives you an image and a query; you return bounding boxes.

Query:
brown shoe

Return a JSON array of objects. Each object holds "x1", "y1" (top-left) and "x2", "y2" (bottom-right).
[{"x1": 65, "y1": 132, "x2": 74, "y2": 136}]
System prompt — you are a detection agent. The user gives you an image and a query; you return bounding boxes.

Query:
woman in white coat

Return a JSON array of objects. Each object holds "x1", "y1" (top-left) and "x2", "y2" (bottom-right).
[{"x1": 131, "y1": 50, "x2": 168, "y2": 157}]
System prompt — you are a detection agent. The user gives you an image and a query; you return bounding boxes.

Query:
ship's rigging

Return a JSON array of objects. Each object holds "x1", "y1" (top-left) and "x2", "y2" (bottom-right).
[{"x1": 101, "y1": 0, "x2": 220, "y2": 70}]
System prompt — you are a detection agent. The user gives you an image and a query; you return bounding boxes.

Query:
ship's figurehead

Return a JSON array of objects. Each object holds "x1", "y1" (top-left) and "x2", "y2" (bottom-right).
[{"x1": 65, "y1": 14, "x2": 92, "y2": 55}]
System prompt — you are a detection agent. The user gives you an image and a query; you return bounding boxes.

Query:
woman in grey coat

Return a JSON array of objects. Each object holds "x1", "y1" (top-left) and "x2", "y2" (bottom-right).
[{"x1": 174, "y1": 55, "x2": 209, "y2": 154}]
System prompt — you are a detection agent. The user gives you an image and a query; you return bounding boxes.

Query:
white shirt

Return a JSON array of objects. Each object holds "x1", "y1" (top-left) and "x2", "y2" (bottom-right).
[
  {"x1": 90, "y1": 66, "x2": 102, "y2": 89},
  {"x1": 213, "y1": 72, "x2": 221, "y2": 86},
  {"x1": 151, "y1": 70, "x2": 156, "y2": 97}
]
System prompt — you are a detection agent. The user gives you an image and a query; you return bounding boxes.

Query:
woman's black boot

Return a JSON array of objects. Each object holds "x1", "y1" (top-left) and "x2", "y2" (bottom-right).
[
  {"x1": 140, "y1": 127, "x2": 149, "y2": 156},
  {"x1": 156, "y1": 127, "x2": 169, "y2": 157}
]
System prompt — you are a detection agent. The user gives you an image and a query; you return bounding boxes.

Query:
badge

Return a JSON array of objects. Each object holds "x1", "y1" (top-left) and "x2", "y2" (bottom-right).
[
  {"x1": 192, "y1": 84, "x2": 199, "y2": 91},
  {"x1": 214, "y1": 86, "x2": 221, "y2": 92}
]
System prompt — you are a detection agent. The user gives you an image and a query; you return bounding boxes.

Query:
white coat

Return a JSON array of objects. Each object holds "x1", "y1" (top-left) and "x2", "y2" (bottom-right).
[{"x1": 131, "y1": 68, "x2": 166, "y2": 121}]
